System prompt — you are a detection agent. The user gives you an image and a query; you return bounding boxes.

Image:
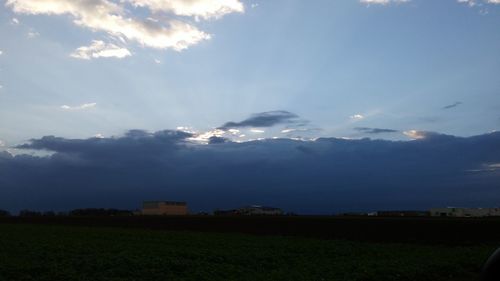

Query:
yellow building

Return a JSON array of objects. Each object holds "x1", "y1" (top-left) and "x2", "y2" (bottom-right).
[{"x1": 142, "y1": 201, "x2": 188, "y2": 215}]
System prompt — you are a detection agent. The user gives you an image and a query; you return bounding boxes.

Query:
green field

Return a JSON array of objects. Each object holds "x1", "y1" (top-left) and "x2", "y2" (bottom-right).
[{"x1": 0, "y1": 223, "x2": 496, "y2": 281}]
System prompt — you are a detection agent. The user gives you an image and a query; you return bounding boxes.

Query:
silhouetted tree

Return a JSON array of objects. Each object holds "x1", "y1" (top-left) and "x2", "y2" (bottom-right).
[
  {"x1": 0, "y1": 209, "x2": 10, "y2": 217},
  {"x1": 19, "y1": 210, "x2": 42, "y2": 217},
  {"x1": 42, "y1": 211, "x2": 56, "y2": 216},
  {"x1": 69, "y1": 208, "x2": 133, "y2": 216}
]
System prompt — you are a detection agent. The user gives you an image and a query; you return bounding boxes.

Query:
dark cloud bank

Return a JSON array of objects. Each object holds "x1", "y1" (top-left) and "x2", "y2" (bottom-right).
[
  {"x1": 1, "y1": 130, "x2": 500, "y2": 214},
  {"x1": 219, "y1": 110, "x2": 303, "y2": 130},
  {"x1": 354, "y1": 127, "x2": 399, "y2": 134}
]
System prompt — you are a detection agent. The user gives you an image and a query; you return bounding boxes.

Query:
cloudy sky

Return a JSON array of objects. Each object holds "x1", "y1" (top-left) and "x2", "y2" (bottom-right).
[{"x1": 0, "y1": 0, "x2": 500, "y2": 213}]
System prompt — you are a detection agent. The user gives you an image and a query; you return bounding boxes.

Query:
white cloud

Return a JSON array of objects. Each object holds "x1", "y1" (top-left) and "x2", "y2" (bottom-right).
[
  {"x1": 458, "y1": 0, "x2": 479, "y2": 6},
  {"x1": 350, "y1": 114, "x2": 364, "y2": 121},
  {"x1": 6, "y1": 0, "x2": 243, "y2": 53},
  {"x1": 11, "y1": 17, "x2": 20, "y2": 25},
  {"x1": 176, "y1": 126, "x2": 192, "y2": 131},
  {"x1": 361, "y1": 0, "x2": 499, "y2": 6},
  {"x1": 27, "y1": 30, "x2": 39, "y2": 38},
  {"x1": 70, "y1": 40, "x2": 131, "y2": 60},
  {"x1": 60, "y1": 103, "x2": 97, "y2": 111},
  {"x1": 127, "y1": 0, "x2": 244, "y2": 20},
  {"x1": 154, "y1": 58, "x2": 162, "y2": 64},
  {"x1": 250, "y1": 129, "x2": 265, "y2": 133},
  {"x1": 0, "y1": 50, "x2": 3, "y2": 55},
  {"x1": 457, "y1": 0, "x2": 500, "y2": 6}
]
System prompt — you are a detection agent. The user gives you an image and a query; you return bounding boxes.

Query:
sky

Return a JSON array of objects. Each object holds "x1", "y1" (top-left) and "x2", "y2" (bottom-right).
[{"x1": 0, "y1": 0, "x2": 500, "y2": 213}]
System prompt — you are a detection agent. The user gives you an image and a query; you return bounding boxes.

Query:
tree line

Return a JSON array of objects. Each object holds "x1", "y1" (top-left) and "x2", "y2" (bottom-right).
[{"x1": 0, "y1": 208, "x2": 136, "y2": 217}]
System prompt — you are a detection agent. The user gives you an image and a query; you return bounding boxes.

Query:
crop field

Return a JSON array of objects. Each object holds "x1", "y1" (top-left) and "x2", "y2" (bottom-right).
[{"x1": 0, "y1": 218, "x2": 499, "y2": 281}]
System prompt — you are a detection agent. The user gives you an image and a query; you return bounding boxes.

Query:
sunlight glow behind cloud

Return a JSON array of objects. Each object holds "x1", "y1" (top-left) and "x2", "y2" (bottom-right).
[{"x1": 404, "y1": 130, "x2": 427, "y2": 139}]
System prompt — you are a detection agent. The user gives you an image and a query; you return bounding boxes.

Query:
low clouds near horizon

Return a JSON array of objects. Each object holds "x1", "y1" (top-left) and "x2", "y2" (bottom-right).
[{"x1": 1, "y1": 129, "x2": 499, "y2": 214}]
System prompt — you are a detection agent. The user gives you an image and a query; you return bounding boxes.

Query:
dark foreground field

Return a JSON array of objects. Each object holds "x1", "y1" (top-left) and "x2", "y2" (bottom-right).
[
  {"x1": 3, "y1": 216, "x2": 500, "y2": 243},
  {"x1": 0, "y1": 217, "x2": 499, "y2": 281}
]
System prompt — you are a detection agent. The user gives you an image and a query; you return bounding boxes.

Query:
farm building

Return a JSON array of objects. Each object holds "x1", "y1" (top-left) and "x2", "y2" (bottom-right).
[
  {"x1": 142, "y1": 201, "x2": 188, "y2": 215},
  {"x1": 430, "y1": 207, "x2": 500, "y2": 217}
]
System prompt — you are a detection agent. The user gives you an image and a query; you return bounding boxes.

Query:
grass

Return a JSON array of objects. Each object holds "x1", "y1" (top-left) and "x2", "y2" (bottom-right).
[{"x1": 0, "y1": 223, "x2": 496, "y2": 281}]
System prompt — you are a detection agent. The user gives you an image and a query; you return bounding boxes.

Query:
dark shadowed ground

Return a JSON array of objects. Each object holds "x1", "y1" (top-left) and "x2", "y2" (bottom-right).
[
  {"x1": 1, "y1": 217, "x2": 499, "y2": 280},
  {"x1": 2, "y1": 216, "x2": 500, "y2": 244}
]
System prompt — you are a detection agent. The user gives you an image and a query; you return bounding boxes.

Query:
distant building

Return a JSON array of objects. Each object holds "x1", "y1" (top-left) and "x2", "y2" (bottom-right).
[
  {"x1": 376, "y1": 210, "x2": 430, "y2": 217},
  {"x1": 142, "y1": 201, "x2": 188, "y2": 215},
  {"x1": 214, "y1": 205, "x2": 283, "y2": 216},
  {"x1": 340, "y1": 211, "x2": 429, "y2": 217},
  {"x1": 430, "y1": 207, "x2": 500, "y2": 218}
]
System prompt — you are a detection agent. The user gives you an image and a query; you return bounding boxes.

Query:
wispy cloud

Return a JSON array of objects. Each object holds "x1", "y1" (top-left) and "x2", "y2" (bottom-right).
[
  {"x1": 363, "y1": 0, "x2": 500, "y2": 6},
  {"x1": 27, "y1": 30, "x2": 39, "y2": 38},
  {"x1": 70, "y1": 41, "x2": 131, "y2": 60},
  {"x1": 60, "y1": 103, "x2": 97, "y2": 111},
  {"x1": 458, "y1": 0, "x2": 479, "y2": 6},
  {"x1": 442, "y1": 101, "x2": 463, "y2": 110}
]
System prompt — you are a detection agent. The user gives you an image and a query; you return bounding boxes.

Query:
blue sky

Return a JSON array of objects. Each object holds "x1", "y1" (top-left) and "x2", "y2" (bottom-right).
[{"x1": 1, "y1": 0, "x2": 499, "y2": 147}]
